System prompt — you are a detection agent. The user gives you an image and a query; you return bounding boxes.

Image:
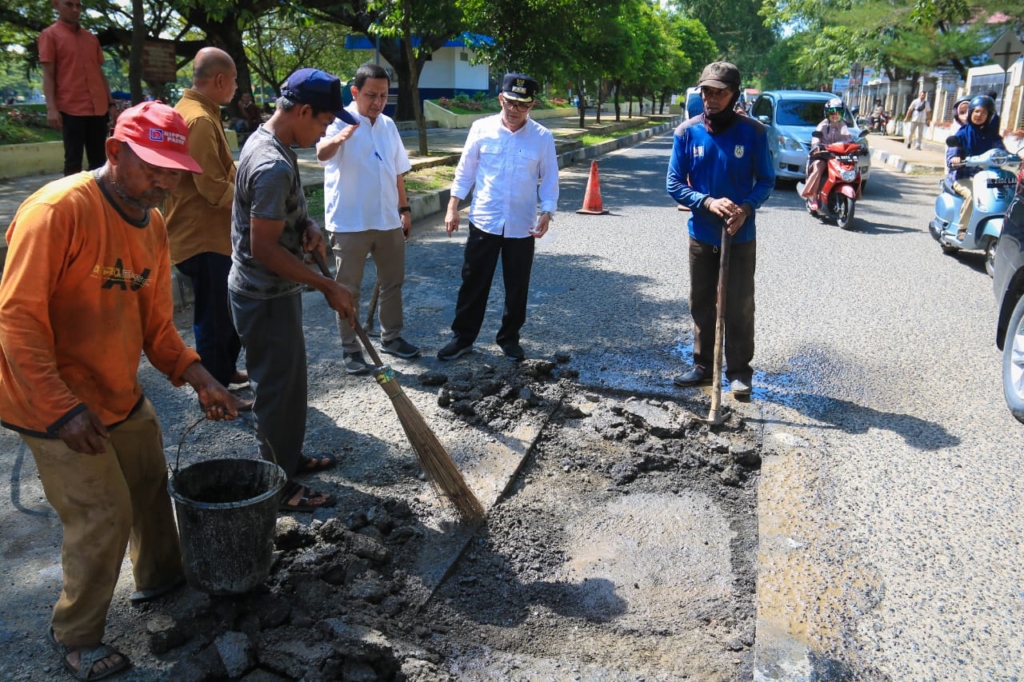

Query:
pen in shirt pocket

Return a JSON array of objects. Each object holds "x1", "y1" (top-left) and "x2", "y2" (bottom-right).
[{"x1": 374, "y1": 150, "x2": 383, "y2": 161}]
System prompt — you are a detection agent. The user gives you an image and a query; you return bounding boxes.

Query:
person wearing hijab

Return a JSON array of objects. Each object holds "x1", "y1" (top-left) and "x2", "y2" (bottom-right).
[{"x1": 946, "y1": 95, "x2": 1005, "y2": 241}]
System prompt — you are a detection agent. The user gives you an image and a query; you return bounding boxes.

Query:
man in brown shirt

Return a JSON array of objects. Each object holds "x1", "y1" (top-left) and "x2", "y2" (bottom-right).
[
  {"x1": 39, "y1": 0, "x2": 116, "y2": 175},
  {"x1": 164, "y1": 47, "x2": 250, "y2": 401}
]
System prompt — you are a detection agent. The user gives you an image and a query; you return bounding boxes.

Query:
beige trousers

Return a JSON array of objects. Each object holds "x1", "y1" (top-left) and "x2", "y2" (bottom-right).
[
  {"x1": 23, "y1": 399, "x2": 182, "y2": 646},
  {"x1": 953, "y1": 179, "x2": 973, "y2": 236},
  {"x1": 330, "y1": 228, "x2": 407, "y2": 354}
]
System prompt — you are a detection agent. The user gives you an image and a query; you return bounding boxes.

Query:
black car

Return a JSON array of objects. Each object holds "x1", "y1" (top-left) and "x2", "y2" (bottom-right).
[{"x1": 993, "y1": 182, "x2": 1024, "y2": 422}]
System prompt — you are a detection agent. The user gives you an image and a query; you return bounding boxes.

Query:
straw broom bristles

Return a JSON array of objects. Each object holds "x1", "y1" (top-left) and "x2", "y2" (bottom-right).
[
  {"x1": 312, "y1": 252, "x2": 484, "y2": 521},
  {"x1": 372, "y1": 365, "x2": 485, "y2": 520}
]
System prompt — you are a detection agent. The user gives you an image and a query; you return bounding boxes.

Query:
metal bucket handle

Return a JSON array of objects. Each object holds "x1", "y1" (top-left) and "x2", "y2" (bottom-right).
[{"x1": 174, "y1": 413, "x2": 277, "y2": 473}]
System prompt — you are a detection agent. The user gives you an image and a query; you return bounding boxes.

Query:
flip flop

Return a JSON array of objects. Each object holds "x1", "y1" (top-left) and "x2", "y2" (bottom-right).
[
  {"x1": 297, "y1": 452, "x2": 337, "y2": 474},
  {"x1": 278, "y1": 482, "x2": 337, "y2": 513},
  {"x1": 48, "y1": 627, "x2": 131, "y2": 681},
  {"x1": 129, "y1": 576, "x2": 185, "y2": 605}
]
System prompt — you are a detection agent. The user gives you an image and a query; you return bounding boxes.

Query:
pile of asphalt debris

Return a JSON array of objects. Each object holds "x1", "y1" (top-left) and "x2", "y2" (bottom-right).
[{"x1": 141, "y1": 355, "x2": 760, "y2": 681}]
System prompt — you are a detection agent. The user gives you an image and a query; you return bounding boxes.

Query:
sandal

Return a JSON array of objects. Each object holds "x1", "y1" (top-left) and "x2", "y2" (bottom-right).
[
  {"x1": 48, "y1": 627, "x2": 131, "y2": 681},
  {"x1": 278, "y1": 482, "x2": 337, "y2": 513},
  {"x1": 297, "y1": 452, "x2": 337, "y2": 474},
  {"x1": 130, "y1": 575, "x2": 185, "y2": 605}
]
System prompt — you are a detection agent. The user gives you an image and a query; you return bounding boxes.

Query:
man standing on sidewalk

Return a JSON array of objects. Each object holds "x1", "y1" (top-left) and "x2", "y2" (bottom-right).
[
  {"x1": 165, "y1": 47, "x2": 250, "y2": 405},
  {"x1": 437, "y1": 72, "x2": 559, "y2": 362},
  {"x1": 904, "y1": 91, "x2": 931, "y2": 150},
  {"x1": 316, "y1": 62, "x2": 419, "y2": 375},
  {"x1": 39, "y1": 0, "x2": 118, "y2": 176},
  {"x1": 229, "y1": 68, "x2": 359, "y2": 512},
  {"x1": 666, "y1": 61, "x2": 775, "y2": 397}
]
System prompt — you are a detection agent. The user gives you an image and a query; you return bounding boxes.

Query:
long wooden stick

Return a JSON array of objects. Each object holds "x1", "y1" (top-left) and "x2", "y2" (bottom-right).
[{"x1": 706, "y1": 224, "x2": 731, "y2": 425}]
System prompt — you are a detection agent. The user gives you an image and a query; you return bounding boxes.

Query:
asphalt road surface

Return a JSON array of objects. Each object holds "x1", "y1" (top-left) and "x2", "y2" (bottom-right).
[
  {"x1": 1, "y1": 128, "x2": 1020, "y2": 681},
  {"x1": 537, "y1": 134, "x2": 1023, "y2": 680}
]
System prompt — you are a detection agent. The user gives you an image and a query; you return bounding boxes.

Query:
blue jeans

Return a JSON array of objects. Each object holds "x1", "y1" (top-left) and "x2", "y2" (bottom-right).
[{"x1": 175, "y1": 252, "x2": 241, "y2": 386}]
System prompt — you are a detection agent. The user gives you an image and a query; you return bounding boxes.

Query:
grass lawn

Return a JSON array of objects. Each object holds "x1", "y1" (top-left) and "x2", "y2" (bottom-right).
[
  {"x1": 0, "y1": 124, "x2": 62, "y2": 145},
  {"x1": 305, "y1": 165, "x2": 456, "y2": 214},
  {"x1": 578, "y1": 120, "x2": 662, "y2": 146}
]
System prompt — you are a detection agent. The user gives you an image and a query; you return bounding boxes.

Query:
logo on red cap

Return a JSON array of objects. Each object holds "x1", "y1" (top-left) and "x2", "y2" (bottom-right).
[{"x1": 112, "y1": 101, "x2": 203, "y2": 174}]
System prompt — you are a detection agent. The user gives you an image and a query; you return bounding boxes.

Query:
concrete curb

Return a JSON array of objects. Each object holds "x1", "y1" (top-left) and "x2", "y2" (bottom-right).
[{"x1": 869, "y1": 148, "x2": 944, "y2": 175}]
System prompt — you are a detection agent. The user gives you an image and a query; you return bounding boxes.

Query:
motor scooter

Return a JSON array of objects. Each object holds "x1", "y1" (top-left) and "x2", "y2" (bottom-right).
[
  {"x1": 929, "y1": 138, "x2": 1019, "y2": 277},
  {"x1": 870, "y1": 110, "x2": 889, "y2": 133},
  {"x1": 796, "y1": 141, "x2": 865, "y2": 230}
]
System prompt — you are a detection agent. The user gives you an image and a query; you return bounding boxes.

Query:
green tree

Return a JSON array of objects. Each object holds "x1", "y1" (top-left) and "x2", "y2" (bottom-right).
[{"x1": 671, "y1": 0, "x2": 777, "y2": 82}]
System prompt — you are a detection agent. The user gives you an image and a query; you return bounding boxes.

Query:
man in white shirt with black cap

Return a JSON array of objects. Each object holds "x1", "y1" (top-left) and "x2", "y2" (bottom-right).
[
  {"x1": 438, "y1": 72, "x2": 559, "y2": 362},
  {"x1": 316, "y1": 62, "x2": 419, "y2": 375}
]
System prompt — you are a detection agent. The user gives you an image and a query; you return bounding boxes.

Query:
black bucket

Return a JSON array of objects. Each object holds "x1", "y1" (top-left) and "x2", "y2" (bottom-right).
[{"x1": 169, "y1": 458, "x2": 286, "y2": 595}]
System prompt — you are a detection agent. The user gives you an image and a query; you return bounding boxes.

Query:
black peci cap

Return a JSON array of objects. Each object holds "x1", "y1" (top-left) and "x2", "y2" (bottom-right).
[{"x1": 502, "y1": 73, "x2": 539, "y2": 102}]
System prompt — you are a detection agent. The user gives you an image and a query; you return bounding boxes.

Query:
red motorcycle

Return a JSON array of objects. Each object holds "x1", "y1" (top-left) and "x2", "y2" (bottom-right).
[{"x1": 799, "y1": 142, "x2": 864, "y2": 230}]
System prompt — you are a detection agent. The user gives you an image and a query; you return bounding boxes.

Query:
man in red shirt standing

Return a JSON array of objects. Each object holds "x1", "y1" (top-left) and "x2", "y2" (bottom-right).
[{"x1": 39, "y1": 0, "x2": 116, "y2": 176}]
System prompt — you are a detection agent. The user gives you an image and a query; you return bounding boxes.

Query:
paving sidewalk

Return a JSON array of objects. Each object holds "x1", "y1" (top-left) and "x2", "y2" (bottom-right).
[{"x1": 867, "y1": 132, "x2": 947, "y2": 175}]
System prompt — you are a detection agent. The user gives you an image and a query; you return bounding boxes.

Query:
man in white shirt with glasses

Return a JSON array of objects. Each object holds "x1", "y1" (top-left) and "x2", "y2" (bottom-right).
[
  {"x1": 438, "y1": 72, "x2": 559, "y2": 362},
  {"x1": 317, "y1": 62, "x2": 418, "y2": 375}
]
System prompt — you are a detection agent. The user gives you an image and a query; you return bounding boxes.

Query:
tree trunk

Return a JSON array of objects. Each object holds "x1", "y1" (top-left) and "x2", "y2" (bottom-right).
[
  {"x1": 596, "y1": 77, "x2": 602, "y2": 124},
  {"x1": 129, "y1": 0, "x2": 145, "y2": 104},
  {"x1": 185, "y1": 9, "x2": 254, "y2": 101},
  {"x1": 577, "y1": 73, "x2": 586, "y2": 128},
  {"x1": 401, "y1": 0, "x2": 427, "y2": 156},
  {"x1": 614, "y1": 78, "x2": 621, "y2": 122}
]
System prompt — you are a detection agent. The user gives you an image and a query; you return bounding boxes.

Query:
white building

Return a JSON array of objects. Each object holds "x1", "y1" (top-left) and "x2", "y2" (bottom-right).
[{"x1": 344, "y1": 33, "x2": 490, "y2": 110}]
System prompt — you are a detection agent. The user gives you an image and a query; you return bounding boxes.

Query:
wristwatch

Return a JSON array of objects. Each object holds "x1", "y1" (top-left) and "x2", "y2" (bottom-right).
[
  {"x1": 399, "y1": 206, "x2": 411, "y2": 215},
  {"x1": 540, "y1": 210, "x2": 554, "y2": 221}
]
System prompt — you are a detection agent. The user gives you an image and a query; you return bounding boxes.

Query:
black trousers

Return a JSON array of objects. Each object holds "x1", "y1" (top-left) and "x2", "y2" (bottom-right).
[
  {"x1": 60, "y1": 112, "x2": 108, "y2": 176},
  {"x1": 451, "y1": 223, "x2": 535, "y2": 347},
  {"x1": 689, "y1": 236, "x2": 756, "y2": 381}
]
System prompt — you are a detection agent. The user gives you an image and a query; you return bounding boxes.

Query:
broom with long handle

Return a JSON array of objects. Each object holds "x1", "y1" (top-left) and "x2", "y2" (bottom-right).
[{"x1": 312, "y1": 250, "x2": 484, "y2": 521}]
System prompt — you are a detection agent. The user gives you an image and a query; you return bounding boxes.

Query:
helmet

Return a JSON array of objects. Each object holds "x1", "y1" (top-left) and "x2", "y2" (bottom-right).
[
  {"x1": 825, "y1": 97, "x2": 844, "y2": 121},
  {"x1": 969, "y1": 95, "x2": 995, "y2": 119}
]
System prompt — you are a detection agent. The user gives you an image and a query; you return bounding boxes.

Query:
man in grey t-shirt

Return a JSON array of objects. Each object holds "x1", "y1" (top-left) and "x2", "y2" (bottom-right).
[{"x1": 229, "y1": 68, "x2": 357, "y2": 513}]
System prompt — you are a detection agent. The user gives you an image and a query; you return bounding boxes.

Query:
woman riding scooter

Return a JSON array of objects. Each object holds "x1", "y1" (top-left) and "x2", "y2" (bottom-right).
[
  {"x1": 800, "y1": 98, "x2": 854, "y2": 211},
  {"x1": 947, "y1": 95, "x2": 1005, "y2": 241}
]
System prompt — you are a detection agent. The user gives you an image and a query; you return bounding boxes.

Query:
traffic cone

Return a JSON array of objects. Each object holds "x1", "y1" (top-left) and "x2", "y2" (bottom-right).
[{"x1": 576, "y1": 160, "x2": 610, "y2": 215}]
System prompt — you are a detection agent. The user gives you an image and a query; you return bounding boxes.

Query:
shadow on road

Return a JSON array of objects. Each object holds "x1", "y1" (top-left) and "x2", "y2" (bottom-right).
[{"x1": 755, "y1": 379, "x2": 960, "y2": 451}]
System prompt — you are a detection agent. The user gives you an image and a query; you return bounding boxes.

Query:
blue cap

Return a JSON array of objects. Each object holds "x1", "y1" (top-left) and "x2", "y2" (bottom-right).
[{"x1": 281, "y1": 68, "x2": 358, "y2": 126}]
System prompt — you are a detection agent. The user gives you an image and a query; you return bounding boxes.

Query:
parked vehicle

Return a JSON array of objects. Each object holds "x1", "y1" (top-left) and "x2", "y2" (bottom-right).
[
  {"x1": 684, "y1": 87, "x2": 703, "y2": 119},
  {"x1": 929, "y1": 143, "x2": 1018, "y2": 277},
  {"x1": 796, "y1": 140, "x2": 867, "y2": 230},
  {"x1": 750, "y1": 90, "x2": 872, "y2": 186},
  {"x1": 992, "y1": 165, "x2": 1024, "y2": 423}
]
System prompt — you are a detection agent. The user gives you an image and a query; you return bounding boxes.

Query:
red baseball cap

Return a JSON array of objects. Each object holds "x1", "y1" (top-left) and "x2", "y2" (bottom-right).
[{"x1": 112, "y1": 101, "x2": 203, "y2": 174}]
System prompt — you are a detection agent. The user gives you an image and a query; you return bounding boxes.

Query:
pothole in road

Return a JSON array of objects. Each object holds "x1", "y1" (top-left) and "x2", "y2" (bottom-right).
[
  {"x1": 5, "y1": 360, "x2": 759, "y2": 682},
  {"x1": 425, "y1": 383, "x2": 760, "y2": 680}
]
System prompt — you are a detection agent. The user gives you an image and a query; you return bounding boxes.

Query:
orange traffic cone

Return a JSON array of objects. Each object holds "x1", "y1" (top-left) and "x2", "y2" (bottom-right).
[{"x1": 576, "y1": 160, "x2": 610, "y2": 215}]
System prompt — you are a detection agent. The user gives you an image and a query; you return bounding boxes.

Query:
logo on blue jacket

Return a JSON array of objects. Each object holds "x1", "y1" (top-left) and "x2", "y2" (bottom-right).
[{"x1": 734, "y1": 145, "x2": 745, "y2": 159}]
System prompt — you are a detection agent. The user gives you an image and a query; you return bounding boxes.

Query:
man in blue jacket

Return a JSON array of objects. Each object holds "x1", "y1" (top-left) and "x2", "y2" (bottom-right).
[{"x1": 666, "y1": 62, "x2": 775, "y2": 396}]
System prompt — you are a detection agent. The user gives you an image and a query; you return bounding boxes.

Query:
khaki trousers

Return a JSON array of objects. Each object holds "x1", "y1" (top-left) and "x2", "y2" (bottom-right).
[
  {"x1": 330, "y1": 228, "x2": 406, "y2": 354},
  {"x1": 953, "y1": 179, "x2": 974, "y2": 235},
  {"x1": 23, "y1": 399, "x2": 182, "y2": 646}
]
